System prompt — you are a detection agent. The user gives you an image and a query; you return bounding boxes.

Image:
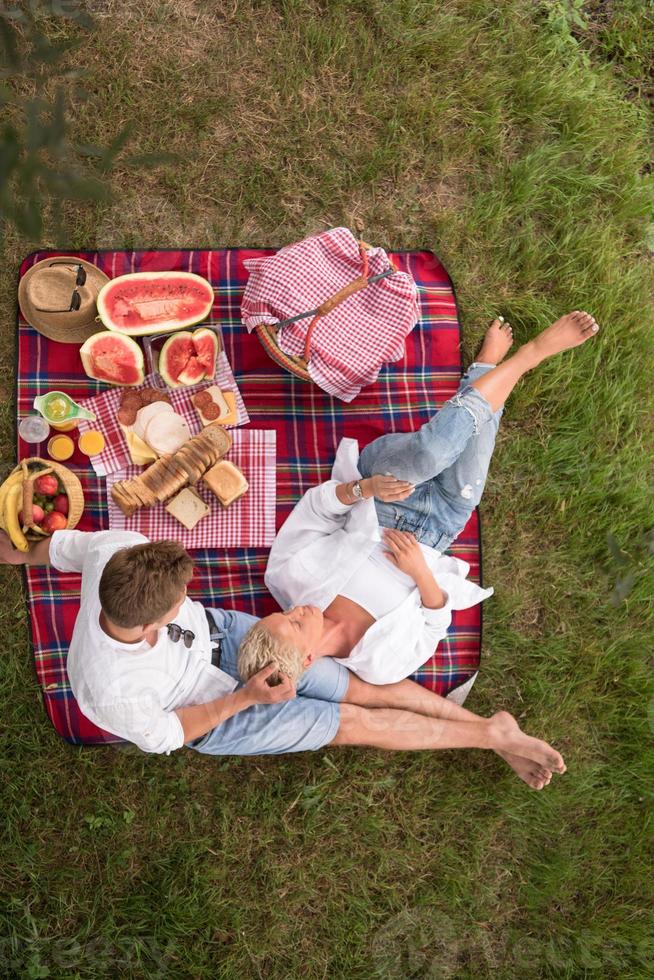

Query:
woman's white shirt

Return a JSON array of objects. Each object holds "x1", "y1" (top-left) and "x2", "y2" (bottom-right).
[{"x1": 264, "y1": 438, "x2": 493, "y2": 685}]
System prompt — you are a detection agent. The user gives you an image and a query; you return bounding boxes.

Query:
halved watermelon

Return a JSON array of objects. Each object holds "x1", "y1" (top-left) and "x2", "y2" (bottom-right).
[
  {"x1": 97, "y1": 272, "x2": 214, "y2": 336},
  {"x1": 159, "y1": 327, "x2": 221, "y2": 387},
  {"x1": 79, "y1": 332, "x2": 144, "y2": 386},
  {"x1": 192, "y1": 327, "x2": 219, "y2": 379}
]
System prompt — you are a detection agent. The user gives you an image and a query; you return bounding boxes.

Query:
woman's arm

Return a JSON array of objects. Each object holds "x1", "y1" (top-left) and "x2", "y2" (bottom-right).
[
  {"x1": 382, "y1": 528, "x2": 448, "y2": 609},
  {"x1": 336, "y1": 476, "x2": 415, "y2": 506}
]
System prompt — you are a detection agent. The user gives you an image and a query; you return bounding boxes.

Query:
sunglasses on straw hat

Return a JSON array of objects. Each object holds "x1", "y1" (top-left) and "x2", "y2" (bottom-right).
[{"x1": 32, "y1": 261, "x2": 87, "y2": 313}]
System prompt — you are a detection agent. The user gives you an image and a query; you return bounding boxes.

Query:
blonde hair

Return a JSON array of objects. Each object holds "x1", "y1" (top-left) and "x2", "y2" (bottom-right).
[
  {"x1": 237, "y1": 620, "x2": 305, "y2": 686},
  {"x1": 99, "y1": 539, "x2": 193, "y2": 628}
]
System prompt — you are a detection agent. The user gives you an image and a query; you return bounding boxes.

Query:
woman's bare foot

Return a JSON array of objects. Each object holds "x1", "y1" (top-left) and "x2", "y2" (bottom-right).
[
  {"x1": 489, "y1": 710, "x2": 566, "y2": 774},
  {"x1": 525, "y1": 310, "x2": 599, "y2": 366},
  {"x1": 497, "y1": 750, "x2": 553, "y2": 790},
  {"x1": 475, "y1": 316, "x2": 514, "y2": 366}
]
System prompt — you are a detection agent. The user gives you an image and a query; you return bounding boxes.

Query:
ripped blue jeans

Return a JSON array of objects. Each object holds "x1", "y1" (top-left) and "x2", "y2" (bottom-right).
[{"x1": 358, "y1": 363, "x2": 502, "y2": 554}]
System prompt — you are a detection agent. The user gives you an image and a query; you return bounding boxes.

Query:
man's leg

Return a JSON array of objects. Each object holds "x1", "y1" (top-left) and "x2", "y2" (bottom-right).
[
  {"x1": 341, "y1": 670, "x2": 557, "y2": 789},
  {"x1": 329, "y1": 700, "x2": 565, "y2": 779}
]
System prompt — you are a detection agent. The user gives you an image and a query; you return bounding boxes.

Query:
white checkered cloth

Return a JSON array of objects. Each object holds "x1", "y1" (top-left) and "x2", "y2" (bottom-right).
[
  {"x1": 77, "y1": 352, "x2": 249, "y2": 477},
  {"x1": 105, "y1": 429, "x2": 276, "y2": 548},
  {"x1": 241, "y1": 227, "x2": 420, "y2": 402}
]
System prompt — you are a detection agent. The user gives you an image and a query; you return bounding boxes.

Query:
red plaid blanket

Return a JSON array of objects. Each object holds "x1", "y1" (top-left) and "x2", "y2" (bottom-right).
[
  {"x1": 16, "y1": 247, "x2": 484, "y2": 745},
  {"x1": 241, "y1": 228, "x2": 420, "y2": 401}
]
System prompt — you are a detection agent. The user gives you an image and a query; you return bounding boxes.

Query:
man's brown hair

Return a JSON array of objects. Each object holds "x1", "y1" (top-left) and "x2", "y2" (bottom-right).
[{"x1": 99, "y1": 540, "x2": 194, "y2": 628}]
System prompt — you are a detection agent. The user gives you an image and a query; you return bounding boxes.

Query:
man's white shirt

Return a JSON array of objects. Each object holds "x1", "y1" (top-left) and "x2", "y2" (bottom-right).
[
  {"x1": 264, "y1": 438, "x2": 494, "y2": 685},
  {"x1": 50, "y1": 529, "x2": 237, "y2": 754}
]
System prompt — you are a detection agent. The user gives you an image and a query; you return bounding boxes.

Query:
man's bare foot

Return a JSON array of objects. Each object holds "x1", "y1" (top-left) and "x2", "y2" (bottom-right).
[
  {"x1": 525, "y1": 311, "x2": 599, "y2": 366},
  {"x1": 475, "y1": 316, "x2": 514, "y2": 366},
  {"x1": 489, "y1": 711, "x2": 566, "y2": 774},
  {"x1": 497, "y1": 750, "x2": 553, "y2": 791}
]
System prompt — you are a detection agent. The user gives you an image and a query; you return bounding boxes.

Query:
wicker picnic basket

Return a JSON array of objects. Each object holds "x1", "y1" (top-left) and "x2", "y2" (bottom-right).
[
  {"x1": 255, "y1": 240, "x2": 398, "y2": 382},
  {"x1": 13, "y1": 457, "x2": 84, "y2": 537}
]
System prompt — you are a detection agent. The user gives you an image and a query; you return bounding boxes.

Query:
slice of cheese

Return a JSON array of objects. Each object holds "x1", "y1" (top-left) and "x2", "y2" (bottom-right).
[
  {"x1": 119, "y1": 423, "x2": 158, "y2": 466},
  {"x1": 196, "y1": 388, "x2": 238, "y2": 427}
]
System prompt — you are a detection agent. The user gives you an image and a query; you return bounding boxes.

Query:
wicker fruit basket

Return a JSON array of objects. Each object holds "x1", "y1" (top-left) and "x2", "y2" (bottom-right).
[{"x1": 14, "y1": 458, "x2": 84, "y2": 537}]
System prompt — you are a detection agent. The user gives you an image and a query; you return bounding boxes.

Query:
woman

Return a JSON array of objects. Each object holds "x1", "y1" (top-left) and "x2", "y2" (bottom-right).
[{"x1": 239, "y1": 311, "x2": 599, "y2": 692}]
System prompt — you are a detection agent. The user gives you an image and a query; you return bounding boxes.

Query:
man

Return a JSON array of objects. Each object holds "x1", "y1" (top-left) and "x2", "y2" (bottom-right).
[{"x1": 1, "y1": 521, "x2": 565, "y2": 788}]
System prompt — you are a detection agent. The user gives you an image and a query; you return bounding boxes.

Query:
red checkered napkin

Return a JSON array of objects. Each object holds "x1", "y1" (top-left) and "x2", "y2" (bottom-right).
[
  {"x1": 77, "y1": 351, "x2": 249, "y2": 477},
  {"x1": 105, "y1": 429, "x2": 276, "y2": 548},
  {"x1": 241, "y1": 227, "x2": 420, "y2": 402}
]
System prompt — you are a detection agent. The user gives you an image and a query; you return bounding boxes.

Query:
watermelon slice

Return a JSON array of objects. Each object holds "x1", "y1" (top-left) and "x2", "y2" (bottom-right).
[
  {"x1": 159, "y1": 332, "x2": 195, "y2": 388},
  {"x1": 79, "y1": 332, "x2": 144, "y2": 386},
  {"x1": 97, "y1": 272, "x2": 214, "y2": 336},
  {"x1": 177, "y1": 356, "x2": 205, "y2": 386},
  {"x1": 192, "y1": 327, "x2": 219, "y2": 379}
]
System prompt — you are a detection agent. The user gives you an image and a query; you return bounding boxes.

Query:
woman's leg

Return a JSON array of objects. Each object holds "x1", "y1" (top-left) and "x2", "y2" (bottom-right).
[{"x1": 360, "y1": 312, "x2": 599, "y2": 484}]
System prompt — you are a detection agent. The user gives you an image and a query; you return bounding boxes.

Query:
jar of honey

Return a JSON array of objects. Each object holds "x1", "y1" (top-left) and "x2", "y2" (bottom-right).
[{"x1": 47, "y1": 434, "x2": 75, "y2": 461}]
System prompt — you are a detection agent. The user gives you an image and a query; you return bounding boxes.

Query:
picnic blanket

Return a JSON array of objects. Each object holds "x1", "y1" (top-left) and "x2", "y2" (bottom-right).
[{"x1": 16, "y1": 248, "x2": 485, "y2": 746}]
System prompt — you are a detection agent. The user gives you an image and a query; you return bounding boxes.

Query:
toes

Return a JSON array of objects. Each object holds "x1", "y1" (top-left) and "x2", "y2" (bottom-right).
[{"x1": 547, "y1": 751, "x2": 565, "y2": 772}]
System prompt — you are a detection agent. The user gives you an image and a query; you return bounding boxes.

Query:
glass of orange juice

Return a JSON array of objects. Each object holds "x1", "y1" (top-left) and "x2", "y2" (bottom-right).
[
  {"x1": 47, "y1": 434, "x2": 75, "y2": 461},
  {"x1": 78, "y1": 430, "x2": 106, "y2": 456}
]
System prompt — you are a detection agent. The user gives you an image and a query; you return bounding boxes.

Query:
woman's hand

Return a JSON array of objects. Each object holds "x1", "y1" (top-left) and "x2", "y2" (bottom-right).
[
  {"x1": 362, "y1": 475, "x2": 415, "y2": 502},
  {"x1": 382, "y1": 528, "x2": 430, "y2": 580},
  {"x1": 243, "y1": 663, "x2": 296, "y2": 705}
]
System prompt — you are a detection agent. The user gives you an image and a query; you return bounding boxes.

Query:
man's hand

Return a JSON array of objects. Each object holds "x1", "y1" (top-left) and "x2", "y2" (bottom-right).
[
  {"x1": 382, "y1": 528, "x2": 430, "y2": 580},
  {"x1": 243, "y1": 663, "x2": 296, "y2": 704},
  {"x1": 0, "y1": 529, "x2": 26, "y2": 566},
  {"x1": 362, "y1": 475, "x2": 415, "y2": 502}
]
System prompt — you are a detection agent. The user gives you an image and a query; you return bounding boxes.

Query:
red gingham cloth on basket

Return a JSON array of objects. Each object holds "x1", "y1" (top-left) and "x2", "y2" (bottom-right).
[
  {"x1": 76, "y1": 352, "x2": 248, "y2": 477},
  {"x1": 241, "y1": 227, "x2": 420, "y2": 402},
  {"x1": 105, "y1": 429, "x2": 276, "y2": 548}
]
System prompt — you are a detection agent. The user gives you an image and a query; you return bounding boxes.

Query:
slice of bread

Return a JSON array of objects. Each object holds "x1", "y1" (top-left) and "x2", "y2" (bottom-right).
[
  {"x1": 165, "y1": 487, "x2": 210, "y2": 530},
  {"x1": 202, "y1": 460, "x2": 248, "y2": 508}
]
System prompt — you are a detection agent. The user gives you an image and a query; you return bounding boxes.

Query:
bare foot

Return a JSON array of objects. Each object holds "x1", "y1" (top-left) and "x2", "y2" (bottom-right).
[
  {"x1": 497, "y1": 750, "x2": 553, "y2": 790},
  {"x1": 527, "y1": 310, "x2": 599, "y2": 365},
  {"x1": 475, "y1": 316, "x2": 514, "y2": 366},
  {"x1": 489, "y1": 711, "x2": 566, "y2": 774}
]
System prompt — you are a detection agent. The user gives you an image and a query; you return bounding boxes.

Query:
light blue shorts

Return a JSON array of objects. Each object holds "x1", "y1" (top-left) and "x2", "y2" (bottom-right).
[{"x1": 188, "y1": 608, "x2": 350, "y2": 756}]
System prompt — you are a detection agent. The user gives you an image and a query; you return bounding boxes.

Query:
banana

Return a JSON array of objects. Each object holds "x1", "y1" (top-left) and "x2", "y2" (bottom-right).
[
  {"x1": 0, "y1": 471, "x2": 24, "y2": 532},
  {"x1": 4, "y1": 483, "x2": 29, "y2": 552}
]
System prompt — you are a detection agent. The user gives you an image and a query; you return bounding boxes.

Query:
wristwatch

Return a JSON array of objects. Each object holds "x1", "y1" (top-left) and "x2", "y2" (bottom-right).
[{"x1": 351, "y1": 480, "x2": 363, "y2": 501}]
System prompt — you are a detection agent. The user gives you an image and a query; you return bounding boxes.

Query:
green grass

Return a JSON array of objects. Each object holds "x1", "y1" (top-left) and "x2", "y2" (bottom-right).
[{"x1": 1, "y1": 1, "x2": 654, "y2": 977}]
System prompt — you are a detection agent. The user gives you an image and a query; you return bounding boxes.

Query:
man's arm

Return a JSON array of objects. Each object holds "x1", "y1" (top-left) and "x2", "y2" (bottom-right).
[
  {"x1": 0, "y1": 529, "x2": 51, "y2": 566},
  {"x1": 175, "y1": 663, "x2": 295, "y2": 744}
]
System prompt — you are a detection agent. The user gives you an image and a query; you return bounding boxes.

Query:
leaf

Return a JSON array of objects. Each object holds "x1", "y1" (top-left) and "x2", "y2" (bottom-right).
[
  {"x1": 15, "y1": 197, "x2": 42, "y2": 239},
  {"x1": 609, "y1": 571, "x2": 636, "y2": 607},
  {"x1": 606, "y1": 532, "x2": 630, "y2": 567}
]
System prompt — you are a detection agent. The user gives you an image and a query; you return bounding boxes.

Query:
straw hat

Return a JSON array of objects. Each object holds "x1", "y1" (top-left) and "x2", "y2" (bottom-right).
[{"x1": 18, "y1": 257, "x2": 110, "y2": 344}]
